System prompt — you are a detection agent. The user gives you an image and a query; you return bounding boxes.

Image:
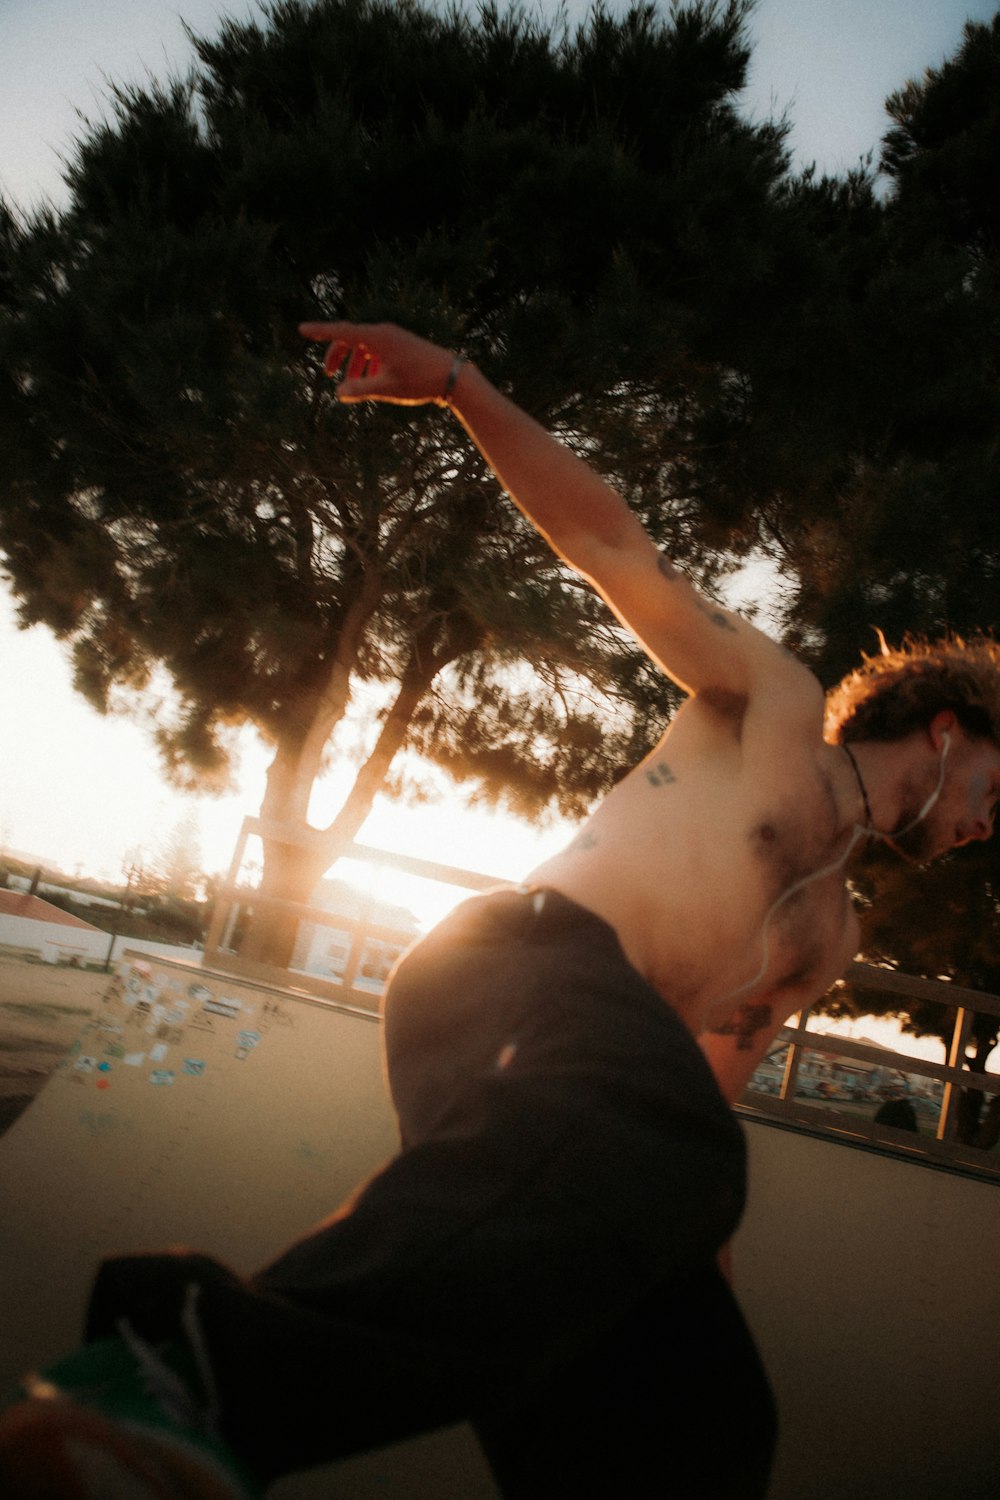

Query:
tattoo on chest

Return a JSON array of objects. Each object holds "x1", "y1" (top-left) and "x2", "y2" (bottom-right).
[
  {"x1": 709, "y1": 1002, "x2": 773, "y2": 1051},
  {"x1": 645, "y1": 761, "x2": 677, "y2": 788}
]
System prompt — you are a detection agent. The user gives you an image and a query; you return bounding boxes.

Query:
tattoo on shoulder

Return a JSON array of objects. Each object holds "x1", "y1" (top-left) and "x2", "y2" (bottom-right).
[
  {"x1": 657, "y1": 554, "x2": 682, "y2": 582},
  {"x1": 645, "y1": 761, "x2": 677, "y2": 789},
  {"x1": 709, "y1": 1002, "x2": 773, "y2": 1051}
]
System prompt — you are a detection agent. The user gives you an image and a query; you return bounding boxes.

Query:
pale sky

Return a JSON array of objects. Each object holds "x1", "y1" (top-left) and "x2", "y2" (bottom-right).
[{"x1": 1, "y1": 0, "x2": 996, "y2": 891}]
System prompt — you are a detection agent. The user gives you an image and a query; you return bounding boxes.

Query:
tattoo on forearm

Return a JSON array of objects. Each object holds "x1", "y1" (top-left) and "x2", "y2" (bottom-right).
[
  {"x1": 657, "y1": 554, "x2": 737, "y2": 633},
  {"x1": 709, "y1": 1003, "x2": 773, "y2": 1051},
  {"x1": 645, "y1": 761, "x2": 677, "y2": 788}
]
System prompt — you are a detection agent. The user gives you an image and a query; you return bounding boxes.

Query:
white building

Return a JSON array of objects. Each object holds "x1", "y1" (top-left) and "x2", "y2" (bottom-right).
[
  {"x1": 289, "y1": 878, "x2": 419, "y2": 995},
  {"x1": 0, "y1": 889, "x2": 109, "y2": 966}
]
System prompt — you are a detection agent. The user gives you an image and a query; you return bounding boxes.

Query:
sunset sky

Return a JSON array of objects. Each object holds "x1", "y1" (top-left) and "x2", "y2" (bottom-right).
[{"x1": 1, "y1": 0, "x2": 995, "y2": 894}]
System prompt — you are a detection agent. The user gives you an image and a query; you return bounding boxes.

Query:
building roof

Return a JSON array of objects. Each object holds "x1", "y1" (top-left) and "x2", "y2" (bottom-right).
[{"x1": 0, "y1": 889, "x2": 103, "y2": 931}]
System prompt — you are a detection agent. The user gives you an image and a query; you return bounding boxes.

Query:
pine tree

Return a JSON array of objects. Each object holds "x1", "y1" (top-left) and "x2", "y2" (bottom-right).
[{"x1": 0, "y1": 0, "x2": 801, "y2": 966}]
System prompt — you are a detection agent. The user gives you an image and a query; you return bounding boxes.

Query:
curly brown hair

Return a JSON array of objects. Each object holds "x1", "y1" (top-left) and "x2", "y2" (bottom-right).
[{"x1": 824, "y1": 633, "x2": 1000, "y2": 746}]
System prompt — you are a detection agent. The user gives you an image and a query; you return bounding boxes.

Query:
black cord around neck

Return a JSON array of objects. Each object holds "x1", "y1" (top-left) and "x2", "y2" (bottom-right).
[{"x1": 841, "y1": 743, "x2": 873, "y2": 830}]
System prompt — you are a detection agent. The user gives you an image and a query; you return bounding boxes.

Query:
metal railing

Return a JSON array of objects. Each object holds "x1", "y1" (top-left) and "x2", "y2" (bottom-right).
[
  {"x1": 738, "y1": 965, "x2": 1000, "y2": 1181},
  {"x1": 202, "y1": 818, "x2": 507, "y2": 1006}
]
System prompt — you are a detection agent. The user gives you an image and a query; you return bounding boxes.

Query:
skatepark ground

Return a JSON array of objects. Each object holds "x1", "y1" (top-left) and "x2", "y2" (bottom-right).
[
  {"x1": 0, "y1": 952, "x2": 500, "y2": 1498},
  {"x1": 5, "y1": 951, "x2": 1000, "y2": 1498}
]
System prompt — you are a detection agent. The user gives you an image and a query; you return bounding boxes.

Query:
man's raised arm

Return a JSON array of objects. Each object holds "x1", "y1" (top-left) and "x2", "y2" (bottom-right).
[{"x1": 300, "y1": 320, "x2": 784, "y2": 704}]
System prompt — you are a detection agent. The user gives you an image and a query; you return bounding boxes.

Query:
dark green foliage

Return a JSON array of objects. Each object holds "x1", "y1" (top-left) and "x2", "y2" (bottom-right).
[
  {"x1": 789, "y1": 15, "x2": 1000, "y2": 684},
  {"x1": 882, "y1": 12, "x2": 1000, "y2": 260},
  {"x1": 802, "y1": 18, "x2": 1000, "y2": 1089}
]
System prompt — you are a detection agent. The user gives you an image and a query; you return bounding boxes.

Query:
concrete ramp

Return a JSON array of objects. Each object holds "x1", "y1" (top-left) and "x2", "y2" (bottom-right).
[{"x1": 0, "y1": 953, "x2": 499, "y2": 1498}]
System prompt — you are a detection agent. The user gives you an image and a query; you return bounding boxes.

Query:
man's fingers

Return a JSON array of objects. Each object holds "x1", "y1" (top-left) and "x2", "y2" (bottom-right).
[
  {"x1": 324, "y1": 339, "x2": 350, "y2": 378},
  {"x1": 337, "y1": 348, "x2": 384, "y2": 400},
  {"x1": 298, "y1": 324, "x2": 384, "y2": 388},
  {"x1": 299, "y1": 320, "x2": 419, "y2": 403},
  {"x1": 299, "y1": 322, "x2": 359, "y2": 378},
  {"x1": 346, "y1": 345, "x2": 370, "y2": 380}
]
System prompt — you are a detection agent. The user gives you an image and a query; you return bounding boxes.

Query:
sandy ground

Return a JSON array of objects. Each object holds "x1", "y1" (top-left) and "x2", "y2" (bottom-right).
[{"x1": 0, "y1": 956, "x2": 108, "y2": 1135}]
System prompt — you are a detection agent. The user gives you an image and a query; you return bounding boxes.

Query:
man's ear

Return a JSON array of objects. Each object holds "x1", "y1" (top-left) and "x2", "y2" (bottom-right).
[{"x1": 929, "y1": 709, "x2": 957, "y2": 753}]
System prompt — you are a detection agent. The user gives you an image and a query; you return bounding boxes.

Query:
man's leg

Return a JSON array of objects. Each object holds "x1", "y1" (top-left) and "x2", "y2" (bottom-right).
[
  {"x1": 83, "y1": 1023, "x2": 745, "y2": 1483},
  {"x1": 475, "y1": 1263, "x2": 777, "y2": 1499},
  {"x1": 383, "y1": 889, "x2": 775, "y2": 1497},
  {"x1": 3, "y1": 889, "x2": 758, "y2": 1494}
]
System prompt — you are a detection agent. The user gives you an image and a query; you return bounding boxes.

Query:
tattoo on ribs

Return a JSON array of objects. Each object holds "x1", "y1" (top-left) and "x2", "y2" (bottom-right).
[
  {"x1": 709, "y1": 1002, "x2": 773, "y2": 1051},
  {"x1": 645, "y1": 761, "x2": 677, "y2": 788}
]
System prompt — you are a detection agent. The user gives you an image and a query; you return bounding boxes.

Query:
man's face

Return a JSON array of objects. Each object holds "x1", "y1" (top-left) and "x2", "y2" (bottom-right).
[{"x1": 890, "y1": 728, "x2": 1000, "y2": 864}]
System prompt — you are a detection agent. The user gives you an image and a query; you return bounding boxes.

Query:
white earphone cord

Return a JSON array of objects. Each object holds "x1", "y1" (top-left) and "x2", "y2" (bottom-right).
[{"x1": 713, "y1": 734, "x2": 951, "y2": 1010}]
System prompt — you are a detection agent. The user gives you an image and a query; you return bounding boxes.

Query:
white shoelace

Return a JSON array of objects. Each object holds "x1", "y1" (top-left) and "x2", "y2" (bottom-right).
[{"x1": 115, "y1": 1283, "x2": 221, "y2": 1434}]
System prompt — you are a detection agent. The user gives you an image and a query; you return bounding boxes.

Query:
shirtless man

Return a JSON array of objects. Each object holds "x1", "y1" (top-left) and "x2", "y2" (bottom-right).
[
  {"x1": 317, "y1": 322, "x2": 1000, "y2": 1102},
  {"x1": 3, "y1": 321, "x2": 999, "y2": 1500}
]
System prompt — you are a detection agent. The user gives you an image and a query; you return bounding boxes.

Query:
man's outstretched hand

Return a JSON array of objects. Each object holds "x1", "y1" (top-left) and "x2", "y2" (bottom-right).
[{"x1": 299, "y1": 321, "x2": 459, "y2": 406}]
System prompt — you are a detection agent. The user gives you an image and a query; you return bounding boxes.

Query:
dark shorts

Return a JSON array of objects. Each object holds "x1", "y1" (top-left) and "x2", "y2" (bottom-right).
[{"x1": 87, "y1": 888, "x2": 776, "y2": 1494}]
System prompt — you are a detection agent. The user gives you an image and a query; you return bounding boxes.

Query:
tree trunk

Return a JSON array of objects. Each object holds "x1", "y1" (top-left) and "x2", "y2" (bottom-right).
[{"x1": 238, "y1": 610, "x2": 480, "y2": 969}]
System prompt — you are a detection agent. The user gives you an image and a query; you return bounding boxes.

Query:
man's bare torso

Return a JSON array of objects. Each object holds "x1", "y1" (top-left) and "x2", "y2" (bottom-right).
[
  {"x1": 311, "y1": 323, "x2": 874, "y2": 1098},
  {"x1": 528, "y1": 670, "x2": 862, "y2": 1044}
]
